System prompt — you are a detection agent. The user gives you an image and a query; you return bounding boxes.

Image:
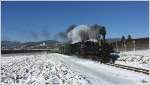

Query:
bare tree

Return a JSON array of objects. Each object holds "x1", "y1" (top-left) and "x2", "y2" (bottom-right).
[
  {"x1": 121, "y1": 36, "x2": 126, "y2": 51},
  {"x1": 127, "y1": 35, "x2": 132, "y2": 40},
  {"x1": 127, "y1": 35, "x2": 132, "y2": 50}
]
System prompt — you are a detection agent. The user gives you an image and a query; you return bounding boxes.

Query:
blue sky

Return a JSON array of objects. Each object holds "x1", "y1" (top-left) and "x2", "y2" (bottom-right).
[{"x1": 1, "y1": 1, "x2": 149, "y2": 42}]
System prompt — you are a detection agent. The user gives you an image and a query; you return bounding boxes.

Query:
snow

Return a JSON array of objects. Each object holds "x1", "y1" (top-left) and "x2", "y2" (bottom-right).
[
  {"x1": 1, "y1": 52, "x2": 149, "y2": 85},
  {"x1": 115, "y1": 50, "x2": 150, "y2": 69},
  {"x1": 1, "y1": 53, "x2": 89, "y2": 85}
]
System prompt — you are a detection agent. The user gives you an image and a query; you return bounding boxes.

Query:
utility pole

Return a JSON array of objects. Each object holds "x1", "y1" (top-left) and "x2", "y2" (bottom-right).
[
  {"x1": 123, "y1": 40, "x2": 126, "y2": 51},
  {"x1": 116, "y1": 42, "x2": 119, "y2": 52},
  {"x1": 133, "y1": 40, "x2": 136, "y2": 51}
]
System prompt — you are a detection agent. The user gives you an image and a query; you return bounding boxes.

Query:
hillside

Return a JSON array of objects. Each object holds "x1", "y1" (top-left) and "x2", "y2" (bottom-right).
[{"x1": 1, "y1": 40, "x2": 61, "y2": 50}]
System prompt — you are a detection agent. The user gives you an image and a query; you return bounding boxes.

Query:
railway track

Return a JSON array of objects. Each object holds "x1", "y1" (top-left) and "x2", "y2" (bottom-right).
[{"x1": 106, "y1": 63, "x2": 149, "y2": 75}]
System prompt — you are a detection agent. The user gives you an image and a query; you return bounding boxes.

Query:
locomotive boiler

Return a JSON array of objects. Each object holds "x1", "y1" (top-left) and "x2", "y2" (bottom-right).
[{"x1": 59, "y1": 39, "x2": 116, "y2": 63}]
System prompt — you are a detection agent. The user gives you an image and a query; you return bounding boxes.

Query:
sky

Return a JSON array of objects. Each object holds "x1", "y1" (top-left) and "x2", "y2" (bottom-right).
[{"x1": 1, "y1": 1, "x2": 149, "y2": 42}]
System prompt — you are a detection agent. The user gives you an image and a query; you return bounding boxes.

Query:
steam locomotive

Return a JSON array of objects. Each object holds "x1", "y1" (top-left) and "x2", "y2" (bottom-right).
[{"x1": 59, "y1": 40, "x2": 119, "y2": 63}]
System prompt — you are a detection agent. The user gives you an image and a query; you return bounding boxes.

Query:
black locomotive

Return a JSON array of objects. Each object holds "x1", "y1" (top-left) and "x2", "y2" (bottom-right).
[{"x1": 59, "y1": 40, "x2": 118, "y2": 63}]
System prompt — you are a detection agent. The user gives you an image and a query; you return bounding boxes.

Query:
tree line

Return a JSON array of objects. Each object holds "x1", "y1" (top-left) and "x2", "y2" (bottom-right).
[{"x1": 115, "y1": 35, "x2": 136, "y2": 51}]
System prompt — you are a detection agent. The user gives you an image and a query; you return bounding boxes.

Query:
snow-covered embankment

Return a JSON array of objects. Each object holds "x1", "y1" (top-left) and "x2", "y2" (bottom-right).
[
  {"x1": 1, "y1": 53, "x2": 149, "y2": 85},
  {"x1": 116, "y1": 50, "x2": 150, "y2": 69}
]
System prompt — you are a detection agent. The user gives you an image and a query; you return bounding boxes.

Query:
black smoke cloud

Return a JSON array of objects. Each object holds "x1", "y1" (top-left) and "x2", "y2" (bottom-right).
[
  {"x1": 55, "y1": 32, "x2": 67, "y2": 42},
  {"x1": 30, "y1": 30, "x2": 39, "y2": 40},
  {"x1": 66, "y1": 24, "x2": 77, "y2": 33},
  {"x1": 79, "y1": 30, "x2": 89, "y2": 41},
  {"x1": 55, "y1": 24, "x2": 77, "y2": 42},
  {"x1": 55, "y1": 24, "x2": 105, "y2": 43},
  {"x1": 42, "y1": 29, "x2": 50, "y2": 38},
  {"x1": 29, "y1": 28, "x2": 51, "y2": 41}
]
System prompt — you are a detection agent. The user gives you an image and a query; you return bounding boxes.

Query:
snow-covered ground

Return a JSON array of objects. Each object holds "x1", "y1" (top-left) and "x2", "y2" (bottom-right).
[
  {"x1": 116, "y1": 50, "x2": 150, "y2": 69},
  {"x1": 1, "y1": 53, "x2": 149, "y2": 85}
]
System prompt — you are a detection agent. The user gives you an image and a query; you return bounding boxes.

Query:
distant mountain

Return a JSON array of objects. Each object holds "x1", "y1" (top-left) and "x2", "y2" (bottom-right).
[
  {"x1": 22, "y1": 40, "x2": 60, "y2": 46},
  {"x1": 1, "y1": 38, "x2": 121, "y2": 49},
  {"x1": 1, "y1": 41, "x2": 21, "y2": 49},
  {"x1": 1, "y1": 40, "x2": 61, "y2": 49}
]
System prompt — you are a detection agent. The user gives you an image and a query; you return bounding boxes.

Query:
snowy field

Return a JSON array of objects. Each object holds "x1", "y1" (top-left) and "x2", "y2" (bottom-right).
[
  {"x1": 116, "y1": 50, "x2": 150, "y2": 69},
  {"x1": 1, "y1": 52, "x2": 149, "y2": 85}
]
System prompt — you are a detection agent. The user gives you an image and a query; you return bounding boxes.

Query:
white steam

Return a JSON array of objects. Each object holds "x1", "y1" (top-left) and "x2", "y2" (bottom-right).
[
  {"x1": 67, "y1": 25, "x2": 101, "y2": 44},
  {"x1": 67, "y1": 25, "x2": 90, "y2": 43}
]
